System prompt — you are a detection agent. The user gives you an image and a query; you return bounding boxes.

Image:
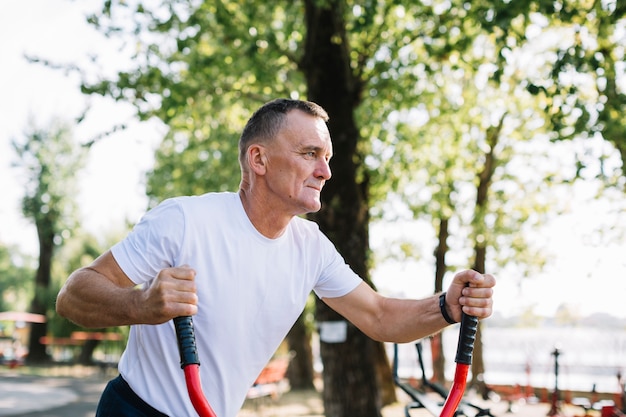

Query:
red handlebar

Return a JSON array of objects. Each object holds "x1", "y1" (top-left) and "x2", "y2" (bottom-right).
[
  {"x1": 439, "y1": 313, "x2": 479, "y2": 417},
  {"x1": 182, "y1": 364, "x2": 216, "y2": 417},
  {"x1": 174, "y1": 311, "x2": 477, "y2": 417},
  {"x1": 174, "y1": 316, "x2": 217, "y2": 417}
]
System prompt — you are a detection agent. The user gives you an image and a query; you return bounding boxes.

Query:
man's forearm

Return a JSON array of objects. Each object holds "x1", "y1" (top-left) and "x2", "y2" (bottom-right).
[
  {"x1": 56, "y1": 268, "x2": 143, "y2": 328},
  {"x1": 324, "y1": 284, "x2": 451, "y2": 344},
  {"x1": 374, "y1": 295, "x2": 450, "y2": 343}
]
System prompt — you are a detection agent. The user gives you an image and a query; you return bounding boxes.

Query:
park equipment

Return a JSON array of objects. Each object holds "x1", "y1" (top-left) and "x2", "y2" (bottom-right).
[
  {"x1": 173, "y1": 311, "x2": 486, "y2": 417},
  {"x1": 174, "y1": 316, "x2": 217, "y2": 417},
  {"x1": 393, "y1": 313, "x2": 493, "y2": 417}
]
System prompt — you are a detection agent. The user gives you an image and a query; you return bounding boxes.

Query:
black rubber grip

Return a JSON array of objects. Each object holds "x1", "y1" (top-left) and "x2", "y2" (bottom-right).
[
  {"x1": 174, "y1": 316, "x2": 200, "y2": 368},
  {"x1": 454, "y1": 313, "x2": 478, "y2": 365}
]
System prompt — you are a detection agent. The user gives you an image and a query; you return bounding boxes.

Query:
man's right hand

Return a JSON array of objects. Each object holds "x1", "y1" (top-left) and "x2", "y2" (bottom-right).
[{"x1": 141, "y1": 265, "x2": 199, "y2": 323}]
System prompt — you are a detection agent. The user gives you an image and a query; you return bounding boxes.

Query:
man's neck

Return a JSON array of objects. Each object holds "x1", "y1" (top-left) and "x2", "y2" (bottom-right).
[{"x1": 238, "y1": 189, "x2": 291, "y2": 239}]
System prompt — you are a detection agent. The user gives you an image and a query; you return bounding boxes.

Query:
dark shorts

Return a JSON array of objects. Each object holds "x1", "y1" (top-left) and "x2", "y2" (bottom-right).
[{"x1": 96, "y1": 375, "x2": 169, "y2": 417}]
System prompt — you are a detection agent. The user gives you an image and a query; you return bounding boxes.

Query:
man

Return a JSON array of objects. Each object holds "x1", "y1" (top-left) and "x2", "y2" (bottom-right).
[{"x1": 56, "y1": 98, "x2": 495, "y2": 417}]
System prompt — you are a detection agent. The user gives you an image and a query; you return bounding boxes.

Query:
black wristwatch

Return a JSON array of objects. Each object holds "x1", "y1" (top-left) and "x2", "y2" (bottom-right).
[{"x1": 439, "y1": 292, "x2": 457, "y2": 324}]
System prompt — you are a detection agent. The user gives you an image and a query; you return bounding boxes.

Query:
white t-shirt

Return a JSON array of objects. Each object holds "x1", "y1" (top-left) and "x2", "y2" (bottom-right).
[{"x1": 111, "y1": 192, "x2": 362, "y2": 417}]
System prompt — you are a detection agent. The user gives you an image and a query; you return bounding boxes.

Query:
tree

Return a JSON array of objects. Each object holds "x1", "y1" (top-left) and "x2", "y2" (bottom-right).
[
  {"x1": 366, "y1": 4, "x2": 610, "y2": 382},
  {"x1": 12, "y1": 120, "x2": 86, "y2": 363},
  {"x1": 301, "y1": 2, "x2": 390, "y2": 413}
]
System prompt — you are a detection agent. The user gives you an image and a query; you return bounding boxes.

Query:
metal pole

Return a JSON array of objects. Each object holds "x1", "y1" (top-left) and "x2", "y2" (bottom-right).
[{"x1": 547, "y1": 347, "x2": 562, "y2": 417}]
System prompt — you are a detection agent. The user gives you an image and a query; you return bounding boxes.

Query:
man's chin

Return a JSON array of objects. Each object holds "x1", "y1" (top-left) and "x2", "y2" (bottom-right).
[{"x1": 303, "y1": 201, "x2": 322, "y2": 214}]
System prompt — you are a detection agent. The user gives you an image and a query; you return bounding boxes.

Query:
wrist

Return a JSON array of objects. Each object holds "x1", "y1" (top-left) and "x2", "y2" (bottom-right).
[{"x1": 439, "y1": 292, "x2": 457, "y2": 325}]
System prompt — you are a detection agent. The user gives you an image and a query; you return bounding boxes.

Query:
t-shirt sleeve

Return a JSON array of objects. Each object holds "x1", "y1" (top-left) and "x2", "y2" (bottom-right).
[
  {"x1": 110, "y1": 198, "x2": 185, "y2": 285},
  {"x1": 312, "y1": 233, "x2": 362, "y2": 299}
]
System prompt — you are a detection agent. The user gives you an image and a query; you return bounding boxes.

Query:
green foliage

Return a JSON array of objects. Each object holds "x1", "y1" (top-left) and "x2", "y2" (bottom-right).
[
  {"x1": 12, "y1": 120, "x2": 86, "y2": 245},
  {"x1": 367, "y1": 20, "x2": 568, "y2": 274},
  {"x1": 81, "y1": 4, "x2": 626, "y2": 290},
  {"x1": 83, "y1": 1, "x2": 546, "y2": 202},
  {"x1": 0, "y1": 244, "x2": 36, "y2": 312},
  {"x1": 523, "y1": 1, "x2": 626, "y2": 181},
  {"x1": 73, "y1": 0, "x2": 625, "y2": 274}
]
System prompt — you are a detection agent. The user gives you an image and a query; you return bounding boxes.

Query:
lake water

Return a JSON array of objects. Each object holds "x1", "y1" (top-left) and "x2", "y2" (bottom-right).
[{"x1": 392, "y1": 326, "x2": 626, "y2": 394}]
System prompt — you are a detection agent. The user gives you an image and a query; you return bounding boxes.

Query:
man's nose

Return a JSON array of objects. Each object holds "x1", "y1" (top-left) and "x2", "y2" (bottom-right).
[{"x1": 315, "y1": 158, "x2": 332, "y2": 180}]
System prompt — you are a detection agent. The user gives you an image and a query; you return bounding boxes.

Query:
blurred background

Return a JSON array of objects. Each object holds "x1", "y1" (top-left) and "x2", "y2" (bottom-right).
[{"x1": 1, "y1": 1, "x2": 625, "y2": 414}]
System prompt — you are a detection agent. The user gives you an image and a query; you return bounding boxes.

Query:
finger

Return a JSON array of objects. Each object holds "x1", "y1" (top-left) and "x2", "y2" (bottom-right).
[
  {"x1": 163, "y1": 299, "x2": 198, "y2": 318},
  {"x1": 159, "y1": 288, "x2": 199, "y2": 318},
  {"x1": 169, "y1": 266, "x2": 198, "y2": 307},
  {"x1": 170, "y1": 265, "x2": 197, "y2": 281},
  {"x1": 453, "y1": 270, "x2": 482, "y2": 287},
  {"x1": 151, "y1": 268, "x2": 198, "y2": 303},
  {"x1": 461, "y1": 304, "x2": 493, "y2": 319},
  {"x1": 462, "y1": 286, "x2": 494, "y2": 298},
  {"x1": 461, "y1": 292, "x2": 492, "y2": 307},
  {"x1": 478, "y1": 273, "x2": 496, "y2": 288},
  {"x1": 173, "y1": 288, "x2": 199, "y2": 305},
  {"x1": 460, "y1": 291, "x2": 494, "y2": 319}
]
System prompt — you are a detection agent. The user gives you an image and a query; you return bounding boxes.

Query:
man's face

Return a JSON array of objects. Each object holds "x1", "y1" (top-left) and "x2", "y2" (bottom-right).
[{"x1": 263, "y1": 110, "x2": 333, "y2": 215}]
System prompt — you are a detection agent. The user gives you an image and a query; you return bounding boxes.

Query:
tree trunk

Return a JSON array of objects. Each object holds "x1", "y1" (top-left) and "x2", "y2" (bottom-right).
[
  {"x1": 286, "y1": 312, "x2": 315, "y2": 390},
  {"x1": 470, "y1": 248, "x2": 486, "y2": 388},
  {"x1": 432, "y1": 217, "x2": 449, "y2": 383},
  {"x1": 302, "y1": 1, "x2": 395, "y2": 414},
  {"x1": 469, "y1": 117, "x2": 503, "y2": 387},
  {"x1": 77, "y1": 339, "x2": 101, "y2": 365},
  {"x1": 26, "y1": 220, "x2": 54, "y2": 364},
  {"x1": 373, "y1": 341, "x2": 396, "y2": 409},
  {"x1": 471, "y1": 224, "x2": 488, "y2": 388}
]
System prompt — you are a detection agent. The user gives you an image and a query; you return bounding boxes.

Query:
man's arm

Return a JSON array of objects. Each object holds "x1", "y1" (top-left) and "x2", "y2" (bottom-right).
[
  {"x1": 56, "y1": 250, "x2": 198, "y2": 328},
  {"x1": 322, "y1": 270, "x2": 495, "y2": 343}
]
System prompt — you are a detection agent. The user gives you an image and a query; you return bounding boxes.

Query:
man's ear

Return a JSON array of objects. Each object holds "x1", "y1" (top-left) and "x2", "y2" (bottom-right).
[{"x1": 247, "y1": 144, "x2": 267, "y2": 175}]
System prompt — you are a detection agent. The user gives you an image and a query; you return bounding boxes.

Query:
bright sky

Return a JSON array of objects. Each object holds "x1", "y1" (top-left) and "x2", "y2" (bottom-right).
[{"x1": 1, "y1": 0, "x2": 625, "y2": 319}]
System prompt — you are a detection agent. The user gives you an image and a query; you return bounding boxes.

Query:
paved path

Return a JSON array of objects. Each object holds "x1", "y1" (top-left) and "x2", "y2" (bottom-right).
[
  {"x1": 0, "y1": 372, "x2": 106, "y2": 417},
  {"x1": 0, "y1": 369, "x2": 593, "y2": 417}
]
